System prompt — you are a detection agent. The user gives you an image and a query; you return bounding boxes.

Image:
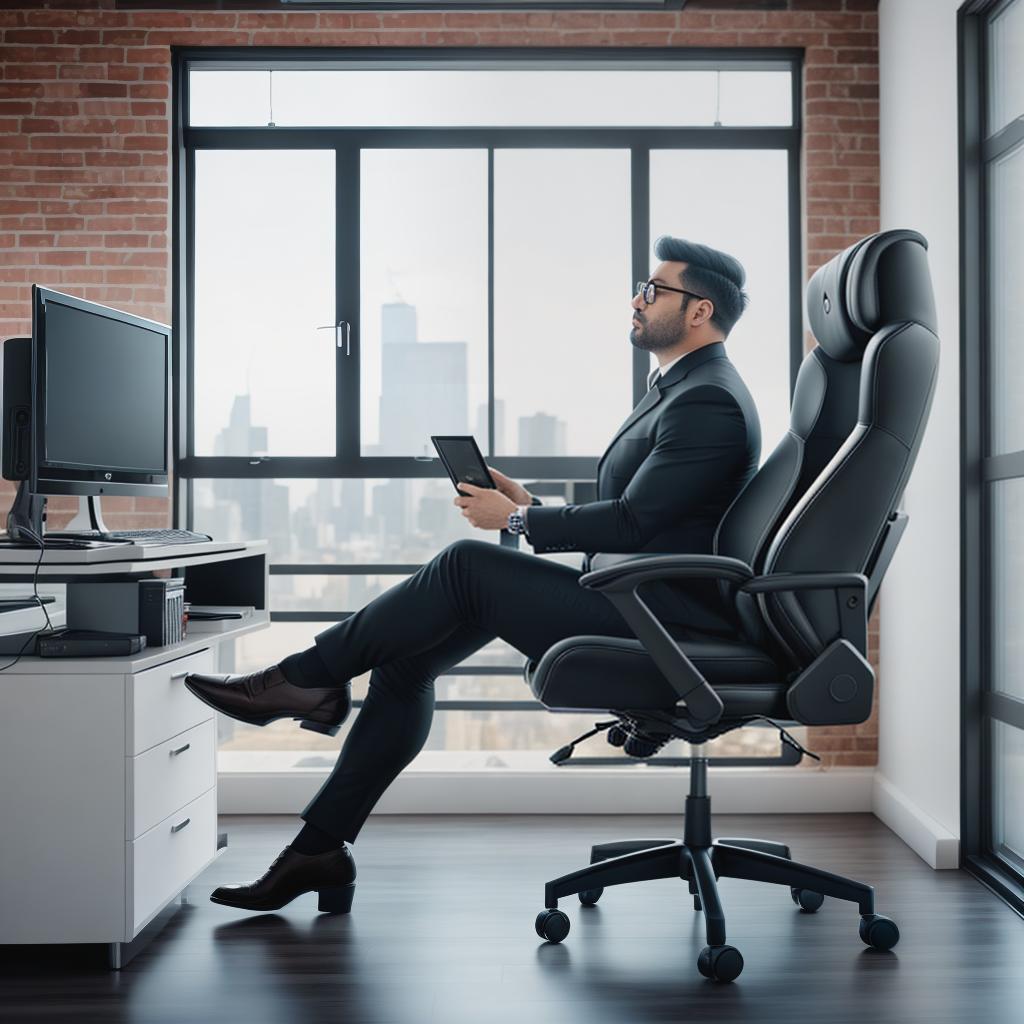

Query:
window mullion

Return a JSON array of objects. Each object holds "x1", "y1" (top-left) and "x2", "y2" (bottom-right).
[
  {"x1": 487, "y1": 145, "x2": 495, "y2": 456},
  {"x1": 630, "y1": 146, "x2": 650, "y2": 406},
  {"x1": 337, "y1": 142, "x2": 361, "y2": 462}
]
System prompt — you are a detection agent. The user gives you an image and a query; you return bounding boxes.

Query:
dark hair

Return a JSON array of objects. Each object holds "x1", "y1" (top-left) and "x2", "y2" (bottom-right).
[{"x1": 652, "y1": 235, "x2": 749, "y2": 336}]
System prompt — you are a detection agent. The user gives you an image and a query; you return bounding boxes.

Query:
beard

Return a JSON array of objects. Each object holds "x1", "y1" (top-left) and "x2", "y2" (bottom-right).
[{"x1": 629, "y1": 312, "x2": 688, "y2": 353}]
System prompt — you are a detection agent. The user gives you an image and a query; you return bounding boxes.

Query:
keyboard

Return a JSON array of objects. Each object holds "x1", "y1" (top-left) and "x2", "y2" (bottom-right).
[{"x1": 102, "y1": 528, "x2": 213, "y2": 546}]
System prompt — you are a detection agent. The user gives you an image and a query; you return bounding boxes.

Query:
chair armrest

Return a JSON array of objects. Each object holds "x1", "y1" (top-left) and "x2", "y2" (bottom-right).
[
  {"x1": 741, "y1": 572, "x2": 869, "y2": 658},
  {"x1": 739, "y1": 572, "x2": 867, "y2": 594},
  {"x1": 576, "y1": 555, "x2": 753, "y2": 727},
  {"x1": 580, "y1": 554, "x2": 755, "y2": 593}
]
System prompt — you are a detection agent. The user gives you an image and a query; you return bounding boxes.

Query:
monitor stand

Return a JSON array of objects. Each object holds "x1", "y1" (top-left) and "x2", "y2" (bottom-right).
[
  {"x1": 47, "y1": 495, "x2": 111, "y2": 540},
  {"x1": 63, "y1": 495, "x2": 110, "y2": 534}
]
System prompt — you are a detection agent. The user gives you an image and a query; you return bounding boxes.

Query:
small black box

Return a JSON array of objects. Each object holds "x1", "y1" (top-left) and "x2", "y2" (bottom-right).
[
  {"x1": 37, "y1": 629, "x2": 146, "y2": 658},
  {"x1": 65, "y1": 578, "x2": 186, "y2": 646},
  {"x1": 139, "y1": 578, "x2": 185, "y2": 646}
]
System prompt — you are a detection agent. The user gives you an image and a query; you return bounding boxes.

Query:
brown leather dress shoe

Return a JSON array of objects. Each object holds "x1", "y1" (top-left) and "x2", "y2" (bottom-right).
[
  {"x1": 210, "y1": 845, "x2": 356, "y2": 913},
  {"x1": 184, "y1": 664, "x2": 350, "y2": 736}
]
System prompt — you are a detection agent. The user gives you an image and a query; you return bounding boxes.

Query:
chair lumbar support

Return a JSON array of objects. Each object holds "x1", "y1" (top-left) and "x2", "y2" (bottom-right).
[{"x1": 533, "y1": 756, "x2": 899, "y2": 982}]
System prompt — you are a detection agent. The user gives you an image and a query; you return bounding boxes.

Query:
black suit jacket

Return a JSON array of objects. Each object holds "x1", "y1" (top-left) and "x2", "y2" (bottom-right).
[{"x1": 525, "y1": 342, "x2": 761, "y2": 632}]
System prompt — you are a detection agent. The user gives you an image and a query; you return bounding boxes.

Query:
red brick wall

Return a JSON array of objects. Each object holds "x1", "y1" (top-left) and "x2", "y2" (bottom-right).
[{"x1": 0, "y1": 0, "x2": 879, "y2": 766}]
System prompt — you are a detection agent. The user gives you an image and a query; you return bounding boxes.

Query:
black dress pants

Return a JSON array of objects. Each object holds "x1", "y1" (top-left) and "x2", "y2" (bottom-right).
[{"x1": 298, "y1": 538, "x2": 641, "y2": 843}]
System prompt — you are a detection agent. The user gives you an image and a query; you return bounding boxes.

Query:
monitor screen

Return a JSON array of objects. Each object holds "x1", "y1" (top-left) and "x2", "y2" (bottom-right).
[
  {"x1": 28, "y1": 288, "x2": 171, "y2": 499},
  {"x1": 41, "y1": 299, "x2": 167, "y2": 475}
]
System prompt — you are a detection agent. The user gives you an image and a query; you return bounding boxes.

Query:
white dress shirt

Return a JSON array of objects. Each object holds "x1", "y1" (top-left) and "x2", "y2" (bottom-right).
[{"x1": 647, "y1": 350, "x2": 688, "y2": 390}]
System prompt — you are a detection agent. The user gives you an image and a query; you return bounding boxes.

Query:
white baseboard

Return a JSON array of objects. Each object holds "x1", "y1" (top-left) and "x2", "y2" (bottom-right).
[
  {"x1": 218, "y1": 765, "x2": 874, "y2": 816},
  {"x1": 871, "y1": 772, "x2": 960, "y2": 869}
]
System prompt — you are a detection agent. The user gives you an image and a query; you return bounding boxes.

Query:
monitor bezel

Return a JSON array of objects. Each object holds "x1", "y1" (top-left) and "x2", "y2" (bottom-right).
[{"x1": 30, "y1": 285, "x2": 172, "y2": 498}]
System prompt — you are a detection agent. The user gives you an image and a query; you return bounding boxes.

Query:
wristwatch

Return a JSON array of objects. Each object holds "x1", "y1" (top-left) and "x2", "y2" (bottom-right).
[{"x1": 507, "y1": 505, "x2": 529, "y2": 538}]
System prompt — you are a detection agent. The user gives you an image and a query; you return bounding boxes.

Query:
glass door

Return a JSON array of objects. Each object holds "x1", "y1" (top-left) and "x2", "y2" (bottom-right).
[{"x1": 962, "y1": 0, "x2": 1024, "y2": 909}]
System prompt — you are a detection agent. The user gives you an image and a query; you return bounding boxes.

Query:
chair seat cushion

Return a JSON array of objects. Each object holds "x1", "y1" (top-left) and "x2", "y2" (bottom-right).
[{"x1": 526, "y1": 635, "x2": 789, "y2": 717}]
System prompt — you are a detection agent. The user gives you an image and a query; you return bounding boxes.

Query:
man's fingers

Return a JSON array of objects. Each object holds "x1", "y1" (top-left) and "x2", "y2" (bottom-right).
[{"x1": 459, "y1": 482, "x2": 482, "y2": 494}]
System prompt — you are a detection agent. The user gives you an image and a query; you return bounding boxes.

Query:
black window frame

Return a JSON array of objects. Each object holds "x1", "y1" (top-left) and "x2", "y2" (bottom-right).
[
  {"x1": 960, "y1": 0, "x2": 1024, "y2": 912},
  {"x1": 171, "y1": 47, "x2": 804, "y2": 766}
]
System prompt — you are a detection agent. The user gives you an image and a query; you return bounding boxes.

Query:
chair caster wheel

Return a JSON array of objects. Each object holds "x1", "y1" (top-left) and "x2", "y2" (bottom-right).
[
  {"x1": 535, "y1": 909, "x2": 570, "y2": 943},
  {"x1": 790, "y1": 887, "x2": 824, "y2": 912},
  {"x1": 578, "y1": 887, "x2": 603, "y2": 906},
  {"x1": 697, "y1": 944, "x2": 744, "y2": 982},
  {"x1": 859, "y1": 914, "x2": 899, "y2": 950}
]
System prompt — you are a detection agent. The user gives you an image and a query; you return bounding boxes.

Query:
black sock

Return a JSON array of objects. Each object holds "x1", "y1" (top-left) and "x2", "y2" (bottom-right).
[
  {"x1": 292, "y1": 821, "x2": 344, "y2": 855},
  {"x1": 279, "y1": 645, "x2": 335, "y2": 689}
]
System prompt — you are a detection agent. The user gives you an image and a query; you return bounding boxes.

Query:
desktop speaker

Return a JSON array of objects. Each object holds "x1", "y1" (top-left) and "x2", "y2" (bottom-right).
[{"x1": 2, "y1": 338, "x2": 32, "y2": 482}]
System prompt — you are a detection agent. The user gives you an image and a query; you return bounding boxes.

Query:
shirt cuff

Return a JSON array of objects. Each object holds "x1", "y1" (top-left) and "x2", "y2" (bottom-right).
[{"x1": 520, "y1": 504, "x2": 531, "y2": 542}]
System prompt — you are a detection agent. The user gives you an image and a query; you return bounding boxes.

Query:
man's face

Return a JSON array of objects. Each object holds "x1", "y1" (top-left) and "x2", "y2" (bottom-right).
[{"x1": 629, "y1": 260, "x2": 691, "y2": 353}]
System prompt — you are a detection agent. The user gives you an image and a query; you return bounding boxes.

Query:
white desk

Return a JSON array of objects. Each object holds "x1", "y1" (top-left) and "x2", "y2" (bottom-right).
[{"x1": 0, "y1": 540, "x2": 269, "y2": 968}]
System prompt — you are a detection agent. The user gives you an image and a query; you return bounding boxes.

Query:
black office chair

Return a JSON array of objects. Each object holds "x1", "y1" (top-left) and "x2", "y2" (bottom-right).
[{"x1": 526, "y1": 230, "x2": 939, "y2": 982}]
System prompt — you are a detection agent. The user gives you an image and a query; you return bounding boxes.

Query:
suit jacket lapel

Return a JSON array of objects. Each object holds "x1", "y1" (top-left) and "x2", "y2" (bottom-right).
[
  {"x1": 599, "y1": 384, "x2": 663, "y2": 466},
  {"x1": 596, "y1": 343, "x2": 727, "y2": 474},
  {"x1": 657, "y1": 341, "x2": 725, "y2": 389}
]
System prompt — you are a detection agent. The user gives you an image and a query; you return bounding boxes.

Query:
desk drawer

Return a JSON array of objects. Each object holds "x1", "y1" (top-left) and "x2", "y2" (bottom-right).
[
  {"x1": 129, "y1": 787, "x2": 216, "y2": 933},
  {"x1": 129, "y1": 719, "x2": 216, "y2": 839},
  {"x1": 128, "y1": 648, "x2": 214, "y2": 755}
]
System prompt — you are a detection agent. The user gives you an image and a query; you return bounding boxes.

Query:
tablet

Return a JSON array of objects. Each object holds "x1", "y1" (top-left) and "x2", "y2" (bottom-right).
[{"x1": 431, "y1": 435, "x2": 496, "y2": 496}]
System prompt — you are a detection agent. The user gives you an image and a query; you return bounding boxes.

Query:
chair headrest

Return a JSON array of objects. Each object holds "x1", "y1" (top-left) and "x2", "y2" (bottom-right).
[{"x1": 806, "y1": 229, "x2": 936, "y2": 363}]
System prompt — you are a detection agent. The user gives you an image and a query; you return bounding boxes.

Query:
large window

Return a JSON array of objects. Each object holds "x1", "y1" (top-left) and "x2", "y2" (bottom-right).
[
  {"x1": 962, "y1": 0, "x2": 1024, "y2": 911},
  {"x1": 177, "y1": 52, "x2": 802, "y2": 770}
]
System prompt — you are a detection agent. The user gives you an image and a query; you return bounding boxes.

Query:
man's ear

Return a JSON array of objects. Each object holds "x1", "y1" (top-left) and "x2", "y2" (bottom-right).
[{"x1": 691, "y1": 298, "x2": 714, "y2": 327}]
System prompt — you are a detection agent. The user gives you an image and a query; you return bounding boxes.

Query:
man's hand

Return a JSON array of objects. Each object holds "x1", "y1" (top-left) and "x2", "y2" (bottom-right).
[
  {"x1": 485, "y1": 465, "x2": 532, "y2": 506},
  {"x1": 454, "y1": 483, "x2": 518, "y2": 530}
]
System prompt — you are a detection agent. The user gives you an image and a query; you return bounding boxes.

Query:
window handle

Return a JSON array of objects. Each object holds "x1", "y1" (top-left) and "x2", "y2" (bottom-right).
[{"x1": 318, "y1": 322, "x2": 351, "y2": 355}]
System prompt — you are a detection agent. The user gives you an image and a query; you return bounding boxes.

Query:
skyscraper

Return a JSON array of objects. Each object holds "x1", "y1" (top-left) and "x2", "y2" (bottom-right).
[
  {"x1": 377, "y1": 301, "x2": 469, "y2": 457},
  {"x1": 517, "y1": 411, "x2": 568, "y2": 456},
  {"x1": 210, "y1": 394, "x2": 291, "y2": 558},
  {"x1": 381, "y1": 301, "x2": 417, "y2": 346},
  {"x1": 475, "y1": 398, "x2": 505, "y2": 455}
]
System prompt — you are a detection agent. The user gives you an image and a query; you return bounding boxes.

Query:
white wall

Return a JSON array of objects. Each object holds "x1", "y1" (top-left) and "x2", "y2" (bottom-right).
[{"x1": 875, "y1": 0, "x2": 964, "y2": 868}]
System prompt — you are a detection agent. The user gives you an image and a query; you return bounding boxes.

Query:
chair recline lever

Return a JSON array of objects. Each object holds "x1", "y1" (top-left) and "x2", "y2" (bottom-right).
[
  {"x1": 550, "y1": 720, "x2": 619, "y2": 764},
  {"x1": 740, "y1": 715, "x2": 821, "y2": 763}
]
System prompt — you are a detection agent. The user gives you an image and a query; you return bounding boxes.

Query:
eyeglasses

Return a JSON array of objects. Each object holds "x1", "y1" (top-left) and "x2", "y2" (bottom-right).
[{"x1": 635, "y1": 280, "x2": 709, "y2": 307}]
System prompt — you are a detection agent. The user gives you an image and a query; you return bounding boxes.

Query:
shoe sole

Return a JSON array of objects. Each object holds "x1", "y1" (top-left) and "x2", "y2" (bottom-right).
[
  {"x1": 209, "y1": 882, "x2": 355, "y2": 914},
  {"x1": 183, "y1": 677, "x2": 342, "y2": 737}
]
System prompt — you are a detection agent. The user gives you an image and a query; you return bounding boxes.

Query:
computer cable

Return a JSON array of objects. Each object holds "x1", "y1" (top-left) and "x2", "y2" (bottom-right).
[{"x1": 0, "y1": 525, "x2": 54, "y2": 673}]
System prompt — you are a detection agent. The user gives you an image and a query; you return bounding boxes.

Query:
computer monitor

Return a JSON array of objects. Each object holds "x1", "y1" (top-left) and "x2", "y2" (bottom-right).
[
  {"x1": 1, "y1": 287, "x2": 171, "y2": 541},
  {"x1": 29, "y1": 285, "x2": 171, "y2": 498}
]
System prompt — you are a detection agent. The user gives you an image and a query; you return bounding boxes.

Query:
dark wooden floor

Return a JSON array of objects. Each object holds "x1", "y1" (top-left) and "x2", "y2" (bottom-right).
[{"x1": 3, "y1": 813, "x2": 1024, "y2": 1023}]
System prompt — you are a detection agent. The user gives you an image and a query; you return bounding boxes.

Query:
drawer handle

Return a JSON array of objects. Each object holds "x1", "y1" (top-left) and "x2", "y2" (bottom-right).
[
  {"x1": 170, "y1": 670, "x2": 190, "y2": 681},
  {"x1": 169, "y1": 743, "x2": 191, "y2": 757},
  {"x1": 171, "y1": 817, "x2": 191, "y2": 834}
]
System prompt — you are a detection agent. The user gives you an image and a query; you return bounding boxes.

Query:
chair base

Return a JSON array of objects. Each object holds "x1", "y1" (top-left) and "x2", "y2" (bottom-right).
[{"x1": 534, "y1": 758, "x2": 899, "y2": 982}]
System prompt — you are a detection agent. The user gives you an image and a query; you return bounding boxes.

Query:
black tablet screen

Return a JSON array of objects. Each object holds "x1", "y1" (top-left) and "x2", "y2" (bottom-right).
[{"x1": 432, "y1": 436, "x2": 495, "y2": 492}]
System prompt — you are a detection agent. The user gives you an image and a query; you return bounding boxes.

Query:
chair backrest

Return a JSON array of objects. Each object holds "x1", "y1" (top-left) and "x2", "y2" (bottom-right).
[
  {"x1": 758, "y1": 229, "x2": 939, "y2": 664},
  {"x1": 713, "y1": 241, "x2": 868, "y2": 647}
]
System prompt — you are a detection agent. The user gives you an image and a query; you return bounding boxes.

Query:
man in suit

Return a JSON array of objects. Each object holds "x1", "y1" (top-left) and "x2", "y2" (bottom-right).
[{"x1": 184, "y1": 236, "x2": 761, "y2": 913}]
